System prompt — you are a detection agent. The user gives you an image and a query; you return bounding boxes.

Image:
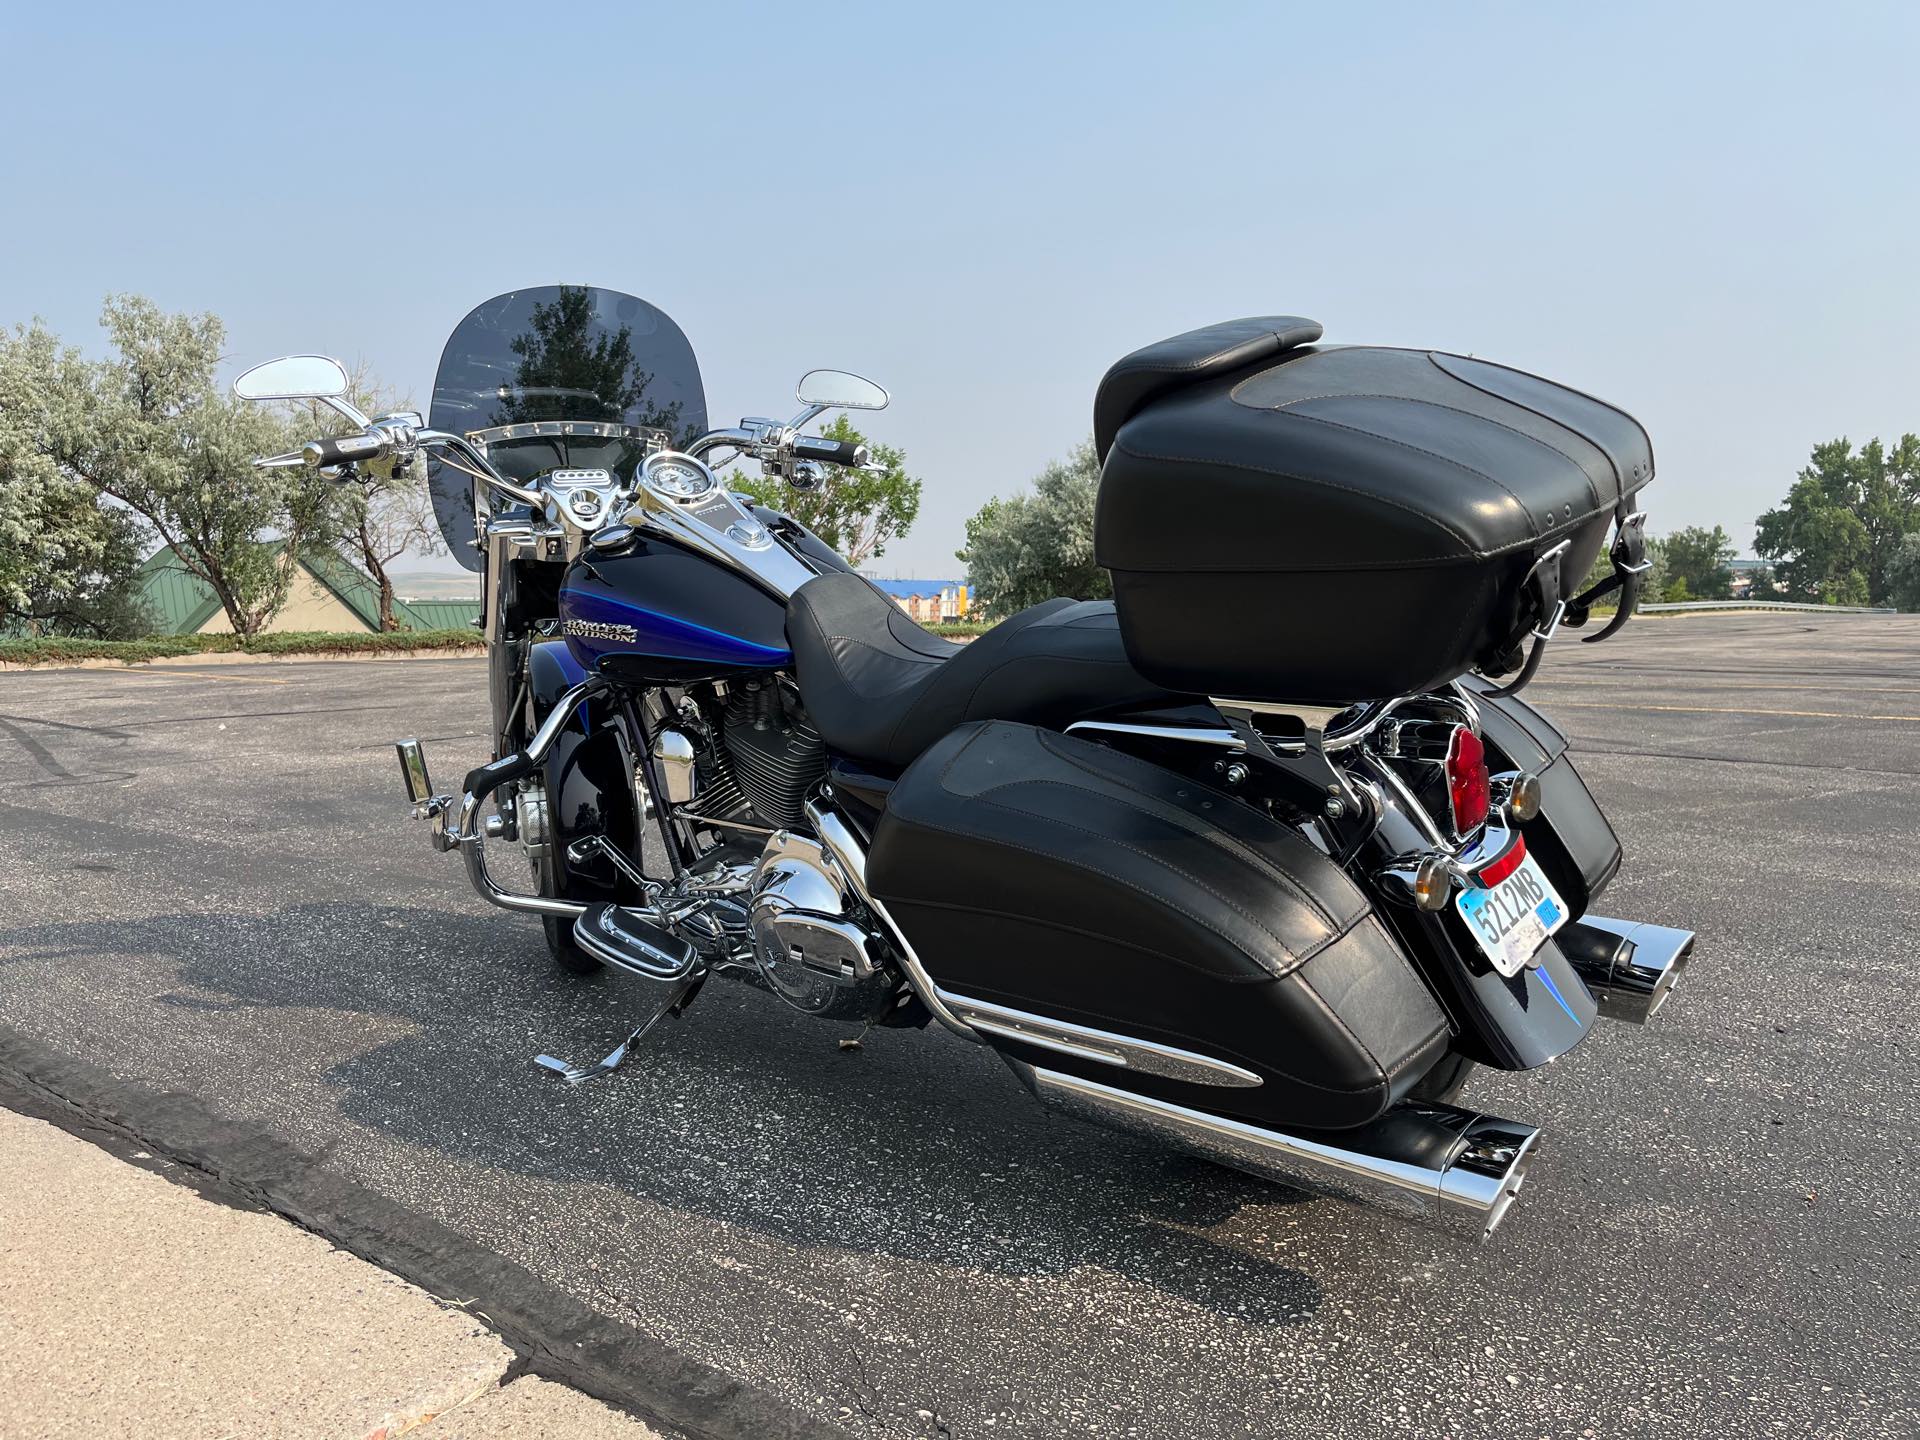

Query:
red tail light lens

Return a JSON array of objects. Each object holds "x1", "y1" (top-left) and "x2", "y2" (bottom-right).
[{"x1": 1445, "y1": 726, "x2": 1490, "y2": 835}]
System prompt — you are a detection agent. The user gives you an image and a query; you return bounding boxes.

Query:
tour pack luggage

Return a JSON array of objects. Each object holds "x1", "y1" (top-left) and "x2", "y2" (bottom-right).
[{"x1": 1093, "y1": 318, "x2": 1654, "y2": 703}]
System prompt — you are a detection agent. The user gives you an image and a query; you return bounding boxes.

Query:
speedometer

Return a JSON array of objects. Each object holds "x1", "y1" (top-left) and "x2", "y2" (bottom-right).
[{"x1": 642, "y1": 453, "x2": 716, "y2": 501}]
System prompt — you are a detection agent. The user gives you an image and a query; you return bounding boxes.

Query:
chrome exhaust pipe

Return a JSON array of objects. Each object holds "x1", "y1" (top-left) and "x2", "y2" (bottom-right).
[
  {"x1": 1559, "y1": 916, "x2": 1694, "y2": 1024},
  {"x1": 1008, "y1": 1062, "x2": 1541, "y2": 1239}
]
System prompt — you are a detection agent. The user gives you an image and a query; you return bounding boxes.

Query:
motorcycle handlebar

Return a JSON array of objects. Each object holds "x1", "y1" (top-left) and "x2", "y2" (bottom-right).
[
  {"x1": 302, "y1": 432, "x2": 385, "y2": 468},
  {"x1": 792, "y1": 436, "x2": 867, "y2": 468}
]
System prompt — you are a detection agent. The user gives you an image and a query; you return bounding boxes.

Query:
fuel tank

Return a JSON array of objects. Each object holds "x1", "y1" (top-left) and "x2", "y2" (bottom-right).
[{"x1": 558, "y1": 534, "x2": 792, "y2": 683}]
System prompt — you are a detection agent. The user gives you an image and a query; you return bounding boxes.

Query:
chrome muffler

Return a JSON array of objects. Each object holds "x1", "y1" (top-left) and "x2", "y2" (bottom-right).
[
  {"x1": 1008, "y1": 1062, "x2": 1541, "y2": 1239},
  {"x1": 1559, "y1": 916, "x2": 1694, "y2": 1024}
]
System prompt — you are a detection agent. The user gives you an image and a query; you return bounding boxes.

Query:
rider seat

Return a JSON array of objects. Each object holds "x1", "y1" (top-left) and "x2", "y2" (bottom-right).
[{"x1": 786, "y1": 573, "x2": 1188, "y2": 770}]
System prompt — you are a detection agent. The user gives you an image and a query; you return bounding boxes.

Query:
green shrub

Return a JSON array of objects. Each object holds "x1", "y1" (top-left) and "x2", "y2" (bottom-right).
[{"x1": 0, "y1": 628, "x2": 484, "y2": 667}]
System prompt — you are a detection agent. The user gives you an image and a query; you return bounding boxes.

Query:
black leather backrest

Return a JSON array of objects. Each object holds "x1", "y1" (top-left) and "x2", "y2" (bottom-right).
[{"x1": 1092, "y1": 316, "x2": 1323, "y2": 462}]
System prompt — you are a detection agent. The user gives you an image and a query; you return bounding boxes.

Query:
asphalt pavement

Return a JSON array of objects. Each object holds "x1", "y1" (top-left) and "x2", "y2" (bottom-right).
[{"x1": 0, "y1": 614, "x2": 1915, "y2": 1439}]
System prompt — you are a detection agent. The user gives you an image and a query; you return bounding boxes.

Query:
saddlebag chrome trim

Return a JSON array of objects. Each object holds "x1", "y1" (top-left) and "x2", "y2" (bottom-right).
[
  {"x1": 940, "y1": 994, "x2": 1263, "y2": 1088},
  {"x1": 1009, "y1": 1062, "x2": 1541, "y2": 1239},
  {"x1": 1064, "y1": 720, "x2": 1245, "y2": 750}
]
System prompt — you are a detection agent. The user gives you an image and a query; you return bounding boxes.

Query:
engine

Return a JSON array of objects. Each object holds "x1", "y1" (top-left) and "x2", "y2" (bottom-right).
[
  {"x1": 654, "y1": 681, "x2": 896, "y2": 1022},
  {"x1": 748, "y1": 831, "x2": 898, "y2": 1022},
  {"x1": 720, "y1": 679, "x2": 825, "y2": 829}
]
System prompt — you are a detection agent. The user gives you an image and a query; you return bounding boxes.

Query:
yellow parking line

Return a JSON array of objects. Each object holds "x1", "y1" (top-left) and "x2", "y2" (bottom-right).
[
  {"x1": 1537, "y1": 678, "x2": 1920, "y2": 696},
  {"x1": 1546, "y1": 700, "x2": 1920, "y2": 722}
]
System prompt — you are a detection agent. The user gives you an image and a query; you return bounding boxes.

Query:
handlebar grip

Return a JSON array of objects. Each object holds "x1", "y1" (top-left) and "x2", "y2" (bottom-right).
[
  {"x1": 792, "y1": 436, "x2": 866, "y2": 468},
  {"x1": 303, "y1": 433, "x2": 384, "y2": 468}
]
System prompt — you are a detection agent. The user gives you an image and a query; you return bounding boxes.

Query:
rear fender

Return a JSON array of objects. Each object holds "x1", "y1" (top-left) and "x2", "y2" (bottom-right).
[
  {"x1": 1467, "y1": 683, "x2": 1622, "y2": 915},
  {"x1": 1362, "y1": 767, "x2": 1601, "y2": 1070}
]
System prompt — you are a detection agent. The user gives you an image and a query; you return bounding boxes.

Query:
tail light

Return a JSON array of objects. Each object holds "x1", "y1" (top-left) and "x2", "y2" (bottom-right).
[{"x1": 1444, "y1": 726, "x2": 1490, "y2": 835}]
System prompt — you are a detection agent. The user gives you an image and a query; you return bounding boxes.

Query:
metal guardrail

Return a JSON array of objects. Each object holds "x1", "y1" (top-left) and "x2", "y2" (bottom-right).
[{"x1": 1635, "y1": 600, "x2": 1898, "y2": 615}]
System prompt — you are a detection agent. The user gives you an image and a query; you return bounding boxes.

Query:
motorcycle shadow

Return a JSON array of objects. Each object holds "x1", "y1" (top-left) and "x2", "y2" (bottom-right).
[{"x1": 4, "y1": 900, "x2": 1325, "y2": 1328}]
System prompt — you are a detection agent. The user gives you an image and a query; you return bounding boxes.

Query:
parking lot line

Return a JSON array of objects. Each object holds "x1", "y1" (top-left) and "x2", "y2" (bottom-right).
[
  {"x1": 1545, "y1": 700, "x2": 1920, "y2": 722},
  {"x1": 89, "y1": 667, "x2": 290, "y2": 685},
  {"x1": 1533, "y1": 678, "x2": 1920, "y2": 696}
]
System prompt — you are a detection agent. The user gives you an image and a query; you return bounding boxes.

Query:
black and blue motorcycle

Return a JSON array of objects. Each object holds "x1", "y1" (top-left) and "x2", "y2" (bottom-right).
[{"x1": 236, "y1": 284, "x2": 1694, "y2": 1239}]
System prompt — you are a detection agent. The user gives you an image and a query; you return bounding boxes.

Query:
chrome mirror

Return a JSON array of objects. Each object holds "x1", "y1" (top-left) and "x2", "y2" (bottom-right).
[
  {"x1": 795, "y1": 369, "x2": 888, "y2": 411},
  {"x1": 233, "y1": 355, "x2": 351, "y2": 402}
]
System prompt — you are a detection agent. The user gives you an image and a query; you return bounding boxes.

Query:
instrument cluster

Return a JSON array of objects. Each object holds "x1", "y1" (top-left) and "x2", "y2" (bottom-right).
[
  {"x1": 543, "y1": 467, "x2": 621, "y2": 531},
  {"x1": 637, "y1": 450, "x2": 724, "y2": 505}
]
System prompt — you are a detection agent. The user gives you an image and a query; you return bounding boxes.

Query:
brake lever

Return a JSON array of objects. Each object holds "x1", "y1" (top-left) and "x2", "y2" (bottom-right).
[{"x1": 253, "y1": 450, "x2": 310, "y2": 469}]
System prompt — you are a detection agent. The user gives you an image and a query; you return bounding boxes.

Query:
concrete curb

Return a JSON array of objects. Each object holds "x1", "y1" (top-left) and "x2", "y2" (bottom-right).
[{"x1": 0, "y1": 1025, "x2": 845, "y2": 1440}]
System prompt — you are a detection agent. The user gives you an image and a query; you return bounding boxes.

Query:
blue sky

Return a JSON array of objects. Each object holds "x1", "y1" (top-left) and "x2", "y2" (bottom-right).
[{"x1": 3, "y1": 2, "x2": 1914, "y2": 578}]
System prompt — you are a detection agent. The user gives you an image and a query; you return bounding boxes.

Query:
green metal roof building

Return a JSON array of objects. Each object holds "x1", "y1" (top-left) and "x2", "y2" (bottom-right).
[{"x1": 132, "y1": 545, "x2": 478, "y2": 634}]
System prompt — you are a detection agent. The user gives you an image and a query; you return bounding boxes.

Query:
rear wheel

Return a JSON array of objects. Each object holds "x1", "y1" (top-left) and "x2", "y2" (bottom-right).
[{"x1": 1408, "y1": 1051, "x2": 1477, "y2": 1105}]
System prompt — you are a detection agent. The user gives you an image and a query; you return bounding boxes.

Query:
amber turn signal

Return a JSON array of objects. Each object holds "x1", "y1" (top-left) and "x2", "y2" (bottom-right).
[
  {"x1": 1412, "y1": 852, "x2": 1453, "y2": 912},
  {"x1": 1506, "y1": 772, "x2": 1544, "y2": 823}
]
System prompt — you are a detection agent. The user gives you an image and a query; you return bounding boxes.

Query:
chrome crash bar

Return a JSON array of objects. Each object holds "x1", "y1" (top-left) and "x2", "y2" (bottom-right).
[{"x1": 394, "y1": 675, "x2": 608, "y2": 919}]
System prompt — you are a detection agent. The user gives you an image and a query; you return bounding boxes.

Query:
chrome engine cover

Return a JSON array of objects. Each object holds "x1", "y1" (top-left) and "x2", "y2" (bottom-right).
[{"x1": 748, "y1": 831, "x2": 895, "y2": 1020}]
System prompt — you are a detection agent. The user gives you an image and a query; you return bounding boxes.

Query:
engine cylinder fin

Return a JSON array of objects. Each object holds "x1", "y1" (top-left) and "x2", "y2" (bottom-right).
[{"x1": 723, "y1": 683, "x2": 826, "y2": 828}]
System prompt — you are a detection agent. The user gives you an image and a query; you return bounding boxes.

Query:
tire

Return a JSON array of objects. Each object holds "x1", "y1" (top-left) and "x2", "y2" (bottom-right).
[
  {"x1": 542, "y1": 911, "x2": 602, "y2": 975},
  {"x1": 1407, "y1": 1051, "x2": 1477, "y2": 1105},
  {"x1": 512, "y1": 701, "x2": 602, "y2": 976},
  {"x1": 527, "y1": 817, "x2": 601, "y2": 974}
]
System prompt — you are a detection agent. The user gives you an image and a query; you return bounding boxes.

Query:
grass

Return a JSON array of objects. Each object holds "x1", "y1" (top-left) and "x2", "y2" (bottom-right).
[
  {"x1": 0, "y1": 628, "x2": 487, "y2": 667},
  {"x1": 926, "y1": 621, "x2": 993, "y2": 638}
]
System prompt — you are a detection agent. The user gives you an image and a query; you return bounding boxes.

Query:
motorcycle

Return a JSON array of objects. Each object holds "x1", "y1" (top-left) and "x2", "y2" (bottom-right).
[{"x1": 236, "y1": 286, "x2": 1693, "y2": 1239}]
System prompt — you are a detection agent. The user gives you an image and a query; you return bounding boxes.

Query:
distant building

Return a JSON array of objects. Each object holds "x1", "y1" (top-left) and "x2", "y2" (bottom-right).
[
  {"x1": 866, "y1": 578, "x2": 970, "y2": 623},
  {"x1": 1730, "y1": 558, "x2": 1777, "y2": 598},
  {"x1": 133, "y1": 544, "x2": 481, "y2": 634}
]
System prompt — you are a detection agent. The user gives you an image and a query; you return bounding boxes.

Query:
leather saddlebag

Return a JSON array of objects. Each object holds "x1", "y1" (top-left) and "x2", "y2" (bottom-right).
[{"x1": 867, "y1": 720, "x2": 1451, "y2": 1131}]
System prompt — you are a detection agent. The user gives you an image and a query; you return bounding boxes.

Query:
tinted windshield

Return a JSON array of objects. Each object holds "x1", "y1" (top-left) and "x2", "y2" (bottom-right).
[{"x1": 427, "y1": 286, "x2": 707, "y2": 568}]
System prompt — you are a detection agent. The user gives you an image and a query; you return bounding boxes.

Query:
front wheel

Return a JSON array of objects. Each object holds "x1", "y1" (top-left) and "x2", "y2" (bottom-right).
[
  {"x1": 542, "y1": 911, "x2": 601, "y2": 975},
  {"x1": 530, "y1": 823, "x2": 600, "y2": 974}
]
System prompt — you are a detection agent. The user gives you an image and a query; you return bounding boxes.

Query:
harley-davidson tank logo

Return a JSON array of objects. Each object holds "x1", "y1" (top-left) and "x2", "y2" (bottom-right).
[{"x1": 563, "y1": 618, "x2": 638, "y2": 644}]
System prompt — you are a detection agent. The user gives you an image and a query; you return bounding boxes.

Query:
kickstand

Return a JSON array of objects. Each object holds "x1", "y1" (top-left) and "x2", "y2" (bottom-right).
[{"x1": 535, "y1": 979, "x2": 690, "y2": 1086}]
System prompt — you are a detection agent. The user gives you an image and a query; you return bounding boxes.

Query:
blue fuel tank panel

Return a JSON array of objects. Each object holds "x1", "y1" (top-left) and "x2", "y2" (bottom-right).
[{"x1": 557, "y1": 537, "x2": 792, "y2": 683}]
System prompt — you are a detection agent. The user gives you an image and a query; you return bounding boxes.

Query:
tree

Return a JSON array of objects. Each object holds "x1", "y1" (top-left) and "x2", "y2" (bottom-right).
[
  {"x1": 494, "y1": 284, "x2": 689, "y2": 440},
  {"x1": 0, "y1": 296, "x2": 336, "y2": 635},
  {"x1": 733, "y1": 414, "x2": 921, "y2": 568},
  {"x1": 293, "y1": 368, "x2": 441, "y2": 631},
  {"x1": 1886, "y1": 533, "x2": 1920, "y2": 613},
  {"x1": 1852, "y1": 435, "x2": 1920, "y2": 601},
  {"x1": 1755, "y1": 436, "x2": 1920, "y2": 605},
  {"x1": 957, "y1": 438, "x2": 1109, "y2": 619},
  {"x1": 0, "y1": 327, "x2": 152, "y2": 635},
  {"x1": 1573, "y1": 532, "x2": 1666, "y2": 613},
  {"x1": 1754, "y1": 441, "x2": 1874, "y2": 604},
  {"x1": 1660, "y1": 525, "x2": 1736, "y2": 600},
  {"x1": 332, "y1": 454, "x2": 439, "y2": 630}
]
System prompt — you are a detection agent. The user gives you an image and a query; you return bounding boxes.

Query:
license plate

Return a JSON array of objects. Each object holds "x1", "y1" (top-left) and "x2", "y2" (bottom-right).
[{"x1": 1455, "y1": 850, "x2": 1568, "y2": 978}]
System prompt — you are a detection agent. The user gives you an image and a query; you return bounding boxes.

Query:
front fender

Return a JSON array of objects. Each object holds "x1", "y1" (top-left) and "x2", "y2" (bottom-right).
[{"x1": 527, "y1": 641, "x2": 641, "y2": 904}]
